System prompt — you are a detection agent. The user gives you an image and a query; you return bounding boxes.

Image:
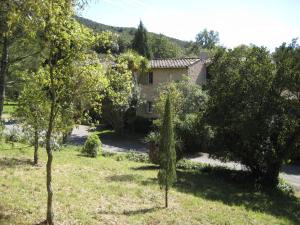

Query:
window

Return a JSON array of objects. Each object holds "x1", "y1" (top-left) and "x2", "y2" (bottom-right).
[
  {"x1": 147, "y1": 101, "x2": 153, "y2": 113},
  {"x1": 148, "y1": 72, "x2": 153, "y2": 84}
]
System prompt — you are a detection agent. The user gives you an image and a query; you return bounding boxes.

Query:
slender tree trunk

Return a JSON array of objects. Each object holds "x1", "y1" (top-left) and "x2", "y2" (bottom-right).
[
  {"x1": 34, "y1": 129, "x2": 39, "y2": 165},
  {"x1": 165, "y1": 179, "x2": 168, "y2": 208},
  {"x1": 46, "y1": 100, "x2": 55, "y2": 225},
  {"x1": 0, "y1": 35, "x2": 9, "y2": 120}
]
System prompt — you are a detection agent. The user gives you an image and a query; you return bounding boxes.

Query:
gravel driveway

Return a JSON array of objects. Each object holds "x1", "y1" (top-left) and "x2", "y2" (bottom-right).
[{"x1": 67, "y1": 125, "x2": 147, "y2": 153}]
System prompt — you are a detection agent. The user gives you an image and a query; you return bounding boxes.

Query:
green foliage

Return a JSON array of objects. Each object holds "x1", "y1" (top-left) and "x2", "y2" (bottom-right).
[
  {"x1": 76, "y1": 16, "x2": 189, "y2": 55},
  {"x1": 273, "y1": 39, "x2": 300, "y2": 164},
  {"x1": 132, "y1": 21, "x2": 151, "y2": 59},
  {"x1": 0, "y1": 0, "x2": 41, "y2": 119},
  {"x1": 93, "y1": 31, "x2": 119, "y2": 54},
  {"x1": 113, "y1": 150, "x2": 150, "y2": 163},
  {"x1": 277, "y1": 178, "x2": 294, "y2": 196},
  {"x1": 158, "y1": 95, "x2": 176, "y2": 207},
  {"x1": 101, "y1": 50, "x2": 149, "y2": 133},
  {"x1": 19, "y1": 2, "x2": 109, "y2": 223},
  {"x1": 82, "y1": 134, "x2": 101, "y2": 157},
  {"x1": 207, "y1": 45, "x2": 300, "y2": 187},
  {"x1": 196, "y1": 29, "x2": 220, "y2": 50},
  {"x1": 149, "y1": 34, "x2": 183, "y2": 59},
  {"x1": 15, "y1": 71, "x2": 49, "y2": 133},
  {"x1": 145, "y1": 131, "x2": 160, "y2": 164},
  {"x1": 155, "y1": 78, "x2": 210, "y2": 154}
]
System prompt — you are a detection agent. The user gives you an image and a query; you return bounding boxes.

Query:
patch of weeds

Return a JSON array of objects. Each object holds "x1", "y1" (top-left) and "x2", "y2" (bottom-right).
[
  {"x1": 277, "y1": 178, "x2": 295, "y2": 196},
  {"x1": 176, "y1": 158, "x2": 205, "y2": 170},
  {"x1": 105, "y1": 150, "x2": 150, "y2": 163},
  {"x1": 125, "y1": 150, "x2": 149, "y2": 163}
]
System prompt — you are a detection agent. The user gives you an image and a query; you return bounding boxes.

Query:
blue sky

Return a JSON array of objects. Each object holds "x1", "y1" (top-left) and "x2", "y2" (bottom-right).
[{"x1": 81, "y1": 0, "x2": 300, "y2": 51}]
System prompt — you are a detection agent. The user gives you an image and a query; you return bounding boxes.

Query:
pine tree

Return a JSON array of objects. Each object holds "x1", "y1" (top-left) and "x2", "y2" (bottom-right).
[
  {"x1": 132, "y1": 21, "x2": 151, "y2": 59},
  {"x1": 158, "y1": 95, "x2": 176, "y2": 208}
]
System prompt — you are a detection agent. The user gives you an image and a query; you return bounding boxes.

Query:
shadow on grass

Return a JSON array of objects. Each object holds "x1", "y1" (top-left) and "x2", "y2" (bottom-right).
[
  {"x1": 173, "y1": 167, "x2": 300, "y2": 224},
  {"x1": 98, "y1": 206, "x2": 162, "y2": 216},
  {"x1": 0, "y1": 157, "x2": 32, "y2": 169},
  {"x1": 136, "y1": 166, "x2": 300, "y2": 223},
  {"x1": 131, "y1": 165, "x2": 159, "y2": 171}
]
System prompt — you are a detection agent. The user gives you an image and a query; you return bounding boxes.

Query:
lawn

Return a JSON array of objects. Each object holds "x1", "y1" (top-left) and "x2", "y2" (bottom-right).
[{"x1": 0, "y1": 141, "x2": 300, "y2": 225}]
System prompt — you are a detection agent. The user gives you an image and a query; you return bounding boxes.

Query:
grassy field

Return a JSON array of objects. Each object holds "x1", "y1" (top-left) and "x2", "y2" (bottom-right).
[{"x1": 0, "y1": 142, "x2": 300, "y2": 225}]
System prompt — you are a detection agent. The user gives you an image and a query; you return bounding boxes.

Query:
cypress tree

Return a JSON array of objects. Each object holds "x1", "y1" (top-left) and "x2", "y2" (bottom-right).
[
  {"x1": 158, "y1": 95, "x2": 176, "y2": 208},
  {"x1": 132, "y1": 20, "x2": 151, "y2": 59}
]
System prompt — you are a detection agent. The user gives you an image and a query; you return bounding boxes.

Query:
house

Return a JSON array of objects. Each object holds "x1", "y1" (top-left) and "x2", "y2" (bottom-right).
[{"x1": 136, "y1": 57, "x2": 207, "y2": 118}]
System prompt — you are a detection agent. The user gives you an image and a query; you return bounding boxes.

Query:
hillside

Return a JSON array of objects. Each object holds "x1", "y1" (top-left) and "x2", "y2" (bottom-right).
[{"x1": 75, "y1": 16, "x2": 191, "y2": 52}]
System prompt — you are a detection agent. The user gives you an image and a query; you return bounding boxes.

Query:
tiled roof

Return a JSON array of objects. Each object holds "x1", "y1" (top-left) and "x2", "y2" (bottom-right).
[{"x1": 150, "y1": 58, "x2": 201, "y2": 69}]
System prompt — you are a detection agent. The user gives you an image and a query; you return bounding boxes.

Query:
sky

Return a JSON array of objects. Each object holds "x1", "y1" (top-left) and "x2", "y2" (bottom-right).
[{"x1": 81, "y1": 0, "x2": 300, "y2": 51}]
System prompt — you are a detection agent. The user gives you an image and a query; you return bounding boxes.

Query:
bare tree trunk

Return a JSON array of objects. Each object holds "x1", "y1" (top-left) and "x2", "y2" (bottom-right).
[
  {"x1": 165, "y1": 180, "x2": 168, "y2": 208},
  {"x1": 34, "y1": 129, "x2": 39, "y2": 165},
  {"x1": 0, "y1": 35, "x2": 8, "y2": 120},
  {"x1": 45, "y1": 101, "x2": 55, "y2": 225}
]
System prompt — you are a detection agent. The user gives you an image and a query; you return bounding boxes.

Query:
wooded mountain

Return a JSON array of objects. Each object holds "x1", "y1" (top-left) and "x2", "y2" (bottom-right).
[{"x1": 75, "y1": 16, "x2": 193, "y2": 56}]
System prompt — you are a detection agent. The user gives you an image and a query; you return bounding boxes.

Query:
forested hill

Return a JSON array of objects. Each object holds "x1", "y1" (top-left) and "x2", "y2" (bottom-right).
[{"x1": 75, "y1": 16, "x2": 190, "y2": 51}]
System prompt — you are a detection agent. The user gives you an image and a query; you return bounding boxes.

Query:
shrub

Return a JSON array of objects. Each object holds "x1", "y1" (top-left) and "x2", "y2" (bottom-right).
[
  {"x1": 277, "y1": 178, "x2": 294, "y2": 196},
  {"x1": 82, "y1": 134, "x2": 102, "y2": 157},
  {"x1": 175, "y1": 114, "x2": 213, "y2": 154},
  {"x1": 112, "y1": 151, "x2": 149, "y2": 163},
  {"x1": 176, "y1": 158, "x2": 205, "y2": 170},
  {"x1": 125, "y1": 150, "x2": 149, "y2": 163},
  {"x1": 145, "y1": 132, "x2": 160, "y2": 164}
]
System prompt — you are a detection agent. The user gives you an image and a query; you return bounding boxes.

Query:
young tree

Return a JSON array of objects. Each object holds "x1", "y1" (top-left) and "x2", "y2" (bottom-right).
[
  {"x1": 158, "y1": 95, "x2": 176, "y2": 208},
  {"x1": 15, "y1": 74, "x2": 49, "y2": 165},
  {"x1": 132, "y1": 21, "x2": 151, "y2": 59},
  {"x1": 25, "y1": 1, "x2": 107, "y2": 224}
]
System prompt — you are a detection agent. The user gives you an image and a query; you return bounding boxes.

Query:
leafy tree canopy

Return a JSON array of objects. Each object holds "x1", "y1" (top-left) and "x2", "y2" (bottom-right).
[
  {"x1": 196, "y1": 29, "x2": 219, "y2": 50},
  {"x1": 132, "y1": 21, "x2": 151, "y2": 59},
  {"x1": 206, "y1": 45, "x2": 300, "y2": 187},
  {"x1": 149, "y1": 34, "x2": 183, "y2": 59}
]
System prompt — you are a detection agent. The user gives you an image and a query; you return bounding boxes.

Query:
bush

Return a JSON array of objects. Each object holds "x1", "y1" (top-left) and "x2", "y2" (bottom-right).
[
  {"x1": 112, "y1": 151, "x2": 149, "y2": 163},
  {"x1": 277, "y1": 178, "x2": 294, "y2": 196},
  {"x1": 176, "y1": 158, "x2": 205, "y2": 170},
  {"x1": 175, "y1": 114, "x2": 214, "y2": 154},
  {"x1": 145, "y1": 132, "x2": 160, "y2": 164},
  {"x1": 82, "y1": 134, "x2": 102, "y2": 157}
]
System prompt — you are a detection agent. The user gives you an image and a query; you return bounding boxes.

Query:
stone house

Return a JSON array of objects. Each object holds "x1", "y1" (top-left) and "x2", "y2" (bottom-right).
[{"x1": 136, "y1": 57, "x2": 207, "y2": 118}]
